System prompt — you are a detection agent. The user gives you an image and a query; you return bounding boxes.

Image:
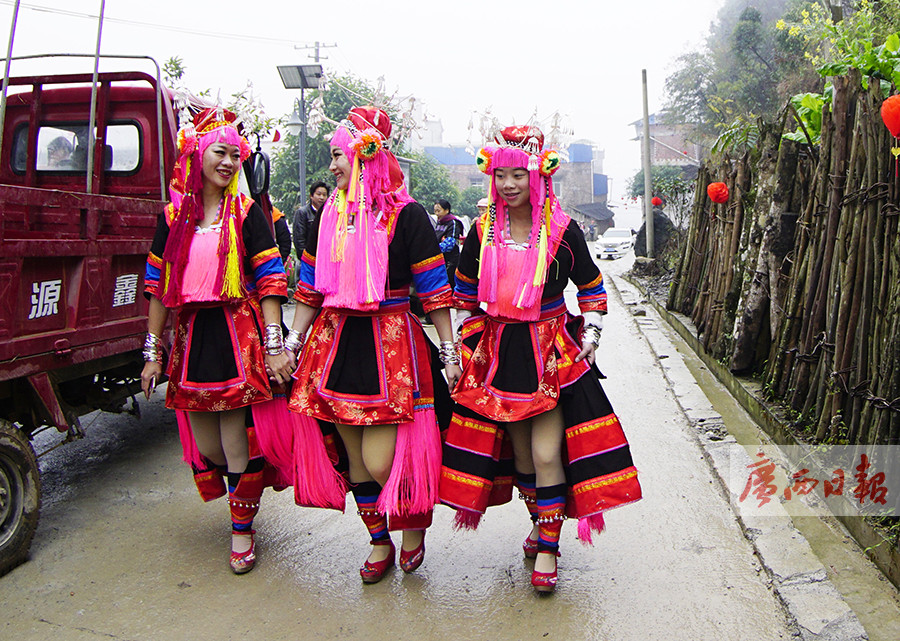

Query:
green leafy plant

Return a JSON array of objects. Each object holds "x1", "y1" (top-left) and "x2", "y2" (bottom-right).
[
  {"x1": 784, "y1": 91, "x2": 828, "y2": 144},
  {"x1": 711, "y1": 115, "x2": 761, "y2": 155}
]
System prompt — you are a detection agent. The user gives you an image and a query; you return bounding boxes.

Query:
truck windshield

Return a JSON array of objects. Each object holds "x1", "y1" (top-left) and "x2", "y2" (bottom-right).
[{"x1": 12, "y1": 122, "x2": 141, "y2": 173}]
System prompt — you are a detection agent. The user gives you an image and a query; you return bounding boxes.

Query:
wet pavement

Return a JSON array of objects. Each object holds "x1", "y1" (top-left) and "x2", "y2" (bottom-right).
[{"x1": 0, "y1": 248, "x2": 894, "y2": 640}]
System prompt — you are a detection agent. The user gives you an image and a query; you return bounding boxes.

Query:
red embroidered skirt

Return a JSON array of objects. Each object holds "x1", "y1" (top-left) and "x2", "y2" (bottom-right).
[
  {"x1": 165, "y1": 298, "x2": 272, "y2": 411},
  {"x1": 440, "y1": 312, "x2": 642, "y2": 519},
  {"x1": 288, "y1": 307, "x2": 441, "y2": 426}
]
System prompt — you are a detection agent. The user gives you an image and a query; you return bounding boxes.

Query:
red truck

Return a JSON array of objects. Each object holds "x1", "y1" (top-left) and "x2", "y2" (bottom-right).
[{"x1": 0, "y1": 58, "x2": 179, "y2": 574}]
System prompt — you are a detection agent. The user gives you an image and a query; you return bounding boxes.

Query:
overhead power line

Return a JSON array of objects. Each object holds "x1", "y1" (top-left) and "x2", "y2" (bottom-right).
[{"x1": 0, "y1": 0, "x2": 302, "y2": 45}]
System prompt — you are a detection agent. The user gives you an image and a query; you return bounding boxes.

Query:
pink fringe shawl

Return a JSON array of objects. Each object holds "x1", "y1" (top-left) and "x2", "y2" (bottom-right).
[
  {"x1": 376, "y1": 406, "x2": 442, "y2": 517},
  {"x1": 477, "y1": 148, "x2": 569, "y2": 320},
  {"x1": 252, "y1": 396, "x2": 346, "y2": 510}
]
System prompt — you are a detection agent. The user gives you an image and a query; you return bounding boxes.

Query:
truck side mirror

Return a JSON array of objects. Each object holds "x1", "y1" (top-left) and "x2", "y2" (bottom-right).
[{"x1": 244, "y1": 151, "x2": 270, "y2": 201}]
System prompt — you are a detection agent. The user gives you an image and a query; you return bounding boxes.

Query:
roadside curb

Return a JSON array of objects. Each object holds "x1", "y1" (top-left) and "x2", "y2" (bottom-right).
[{"x1": 610, "y1": 274, "x2": 869, "y2": 641}]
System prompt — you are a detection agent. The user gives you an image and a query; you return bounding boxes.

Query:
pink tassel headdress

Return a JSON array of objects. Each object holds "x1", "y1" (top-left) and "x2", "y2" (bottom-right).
[
  {"x1": 474, "y1": 125, "x2": 568, "y2": 320},
  {"x1": 159, "y1": 107, "x2": 252, "y2": 308},
  {"x1": 315, "y1": 107, "x2": 413, "y2": 310}
]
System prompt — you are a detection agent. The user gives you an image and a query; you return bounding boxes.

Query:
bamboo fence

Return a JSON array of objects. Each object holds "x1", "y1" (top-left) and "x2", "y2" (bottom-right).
[{"x1": 668, "y1": 70, "x2": 900, "y2": 445}]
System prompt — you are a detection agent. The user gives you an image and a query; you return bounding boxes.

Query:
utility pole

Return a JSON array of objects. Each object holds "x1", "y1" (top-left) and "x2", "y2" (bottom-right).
[
  {"x1": 290, "y1": 42, "x2": 334, "y2": 207},
  {"x1": 294, "y1": 41, "x2": 337, "y2": 63},
  {"x1": 641, "y1": 69, "x2": 655, "y2": 259}
]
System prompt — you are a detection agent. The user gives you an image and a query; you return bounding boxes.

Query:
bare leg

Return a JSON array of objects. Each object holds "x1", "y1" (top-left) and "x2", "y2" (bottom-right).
[
  {"x1": 219, "y1": 408, "x2": 250, "y2": 473},
  {"x1": 337, "y1": 424, "x2": 393, "y2": 563},
  {"x1": 188, "y1": 411, "x2": 226, "y2": 467},
  {"x1": 530, "y1": 406, "x2": 566, "y2": 487},
  {"x1": 361, "y1": 425, "x2": 422, "y2": 553},
  {"x1": 507, "y1": 421, "x2": 540, "y2": 543},
  {"x1": 530, "y1": 407, "x2": 566, "y2": 574},
  {"x1": 191, "y1": 410, "x2": 256, "y2": 556}
]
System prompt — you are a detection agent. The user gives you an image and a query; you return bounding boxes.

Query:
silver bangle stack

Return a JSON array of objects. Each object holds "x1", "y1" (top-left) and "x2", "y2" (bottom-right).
[
  {"x1": 584, "y1": 324, "x2": 602, "y2": 349},
  {"x1": 284, "y1": 329, "x2": 305, "y2": 355},
  {"x1": 439, "y1": 340, "x2": 460, "y2": 366},
  {"x1": 143, "y1": 333, "x2": 163, "y2": 363},
  {"x1": 264, "y1": 324, "x2": 284, "y2": 356}
]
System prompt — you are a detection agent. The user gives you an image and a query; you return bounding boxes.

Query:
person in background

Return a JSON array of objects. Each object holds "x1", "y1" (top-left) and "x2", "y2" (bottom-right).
[
  {"x1": 272, "y1": 206, "x2": 292, "y2": 262},
  {"x1": 439, "y1": 125, "x2": 641, "y2": 594},
  {"x1": 292, "y1": 181, "x2": 330, "y2": 259},
  {"x1": 47, "y1": 136, "x2": 74, "y2": 168},
  {"x1": 433, "y1": 199, "x2": 464, "y2": 288},
  {"x1": 476, "y1": 197, "x2": 489, "y2": 217}
]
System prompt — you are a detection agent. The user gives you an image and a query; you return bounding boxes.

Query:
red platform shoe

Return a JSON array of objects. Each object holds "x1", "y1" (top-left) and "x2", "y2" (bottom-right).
[
  {"x1": 531, "y1": 551, "x2": 559, "y2": 593},
  {"x1": 523, "y1": 534, "x2": 539, "y2": 559},
  {"x1": 399, "y1": 533, "x2": 425, "y2": 573},
  {"x1": 360, "y1": 540, "x2": 395, "y2": 584},
  {"x1": 230, "y1": 529, "x2": 256, "y2": 575}
]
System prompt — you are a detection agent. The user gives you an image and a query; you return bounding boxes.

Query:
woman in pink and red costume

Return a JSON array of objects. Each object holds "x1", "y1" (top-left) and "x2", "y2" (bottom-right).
[
  {"x1": 439, "y1": 126, "x2": 642, "y2": 593},
  {"x1": 141, "y1": 107, "x2": 294, "y2": 574},
  {"x1": 286, "y1": 107, "x2": 461, "y2": 583}
]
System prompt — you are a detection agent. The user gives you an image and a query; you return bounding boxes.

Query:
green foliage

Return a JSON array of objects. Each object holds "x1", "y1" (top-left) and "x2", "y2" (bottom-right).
[
  {"x1": 783, "y1": 91, "x2": 828, "y2": 144},
  {"x1": 664, "y1": 0, "x2": 793, "y2": 144},
  {"x1": 406, "y1": 151, "x2": 459, "y2": 212},
  {"x1": 456, "y1": 185, "x2": 486, "y2": 219},
  {"x1": 711, "y1": 115, "x2": 761, "y2": 155},
  {"x1": 163, "y1": 56, "x2": 185, "y2": 86},
  {"x1": 628, "y1": 165, "x2": 691, "y2": 199},
  {"x1": 778, "y1": 0, "x2": 900, "y2": 93}
]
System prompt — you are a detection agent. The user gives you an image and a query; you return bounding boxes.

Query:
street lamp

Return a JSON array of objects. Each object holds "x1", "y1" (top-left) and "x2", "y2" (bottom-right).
[{"x1": 277, "y1": 63, "x2": 323, "y2": 209}]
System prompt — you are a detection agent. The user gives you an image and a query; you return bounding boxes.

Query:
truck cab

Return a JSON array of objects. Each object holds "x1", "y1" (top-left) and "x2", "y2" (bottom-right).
[{"x1": 0, "y1": 66, "x2": 178, "y2": 574}]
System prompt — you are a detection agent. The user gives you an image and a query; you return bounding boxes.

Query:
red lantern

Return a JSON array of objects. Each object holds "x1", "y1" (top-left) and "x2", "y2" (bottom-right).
[
  {"x1": 707, "y1": 182, "x2": 729, "y2": 204},
  {"x1": 881, "y1": 95, "x2": 900, "y2": 137},
  {"x1": 651, "y1": 196, "x2": 663, "y2": 206}
]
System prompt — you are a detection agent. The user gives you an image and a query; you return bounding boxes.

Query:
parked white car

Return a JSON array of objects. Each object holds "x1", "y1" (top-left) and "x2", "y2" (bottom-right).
[{"x1": 596, "y1": 228, "x2": 635, "y2": 259}]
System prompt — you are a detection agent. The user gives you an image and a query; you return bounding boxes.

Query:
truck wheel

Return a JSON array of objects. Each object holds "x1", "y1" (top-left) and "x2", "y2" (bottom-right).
[{"x1": 0, "y1": 420, "x2": 41, "y2": 576}]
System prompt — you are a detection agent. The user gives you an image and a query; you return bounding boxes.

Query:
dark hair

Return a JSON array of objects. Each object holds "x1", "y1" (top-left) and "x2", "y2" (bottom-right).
[
  {"x1": 436, "y1": 199, "x2": 451, "y2": 212},
  {"x1": 309, "y1": 180, "x2": 329, "y2": 197}
]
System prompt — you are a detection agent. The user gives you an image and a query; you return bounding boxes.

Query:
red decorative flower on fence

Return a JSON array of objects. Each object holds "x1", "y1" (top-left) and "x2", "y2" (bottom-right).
[
  {"x1": 707, "y1": 182, "x2": 729, "y2": 204},
  {"x1": 651, "y1": 196, "x2": 663, "y2": 206}
]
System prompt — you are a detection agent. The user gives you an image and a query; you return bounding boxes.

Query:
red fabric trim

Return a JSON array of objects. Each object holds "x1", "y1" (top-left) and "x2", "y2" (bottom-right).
[
  {"x1": 422, "y1": 288, "x2": 452, "y2": 314},
  {"x1": 293, "y1": 284, "x2": 324, "y2": 308},
  {"x1": 256, "y1": 273, "x2": 288, "y2": 300}
]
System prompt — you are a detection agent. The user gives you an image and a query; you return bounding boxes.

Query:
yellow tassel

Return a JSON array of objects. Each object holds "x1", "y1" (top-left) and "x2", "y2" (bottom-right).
[
  {"x1": 347, "y1": 156, "x2": 360, "y2": 205},
  {"x1": 221, "y1": 207, "x2": 242, "y2": 298},
  {"x1": 332, "y1": 190, "x2": 348, "y2": 261},
  {"x1": 161, "y1": 262, "x2": 171, "y2": 294},
  {"x1": 533, "y1": 225, "x2": 548, "y2": 287},
  {"x1": 227, "y1": 172, "x2": 239, "y2": 196}
]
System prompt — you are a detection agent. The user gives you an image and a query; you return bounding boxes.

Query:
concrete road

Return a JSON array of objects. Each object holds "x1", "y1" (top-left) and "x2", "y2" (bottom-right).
[{"x1": 0, "y1": 256, "x2": 838, "y2": 641}]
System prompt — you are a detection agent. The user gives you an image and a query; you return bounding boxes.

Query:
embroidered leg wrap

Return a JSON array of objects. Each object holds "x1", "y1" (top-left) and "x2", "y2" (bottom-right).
[
  {"x1": 389, "y1": 510, "x2": 433, "y2": 532},
  {"x1": 536, "y1": 483, "x2": 567, "y2": 555},
  {"x1": 228, "y1": 459, "x2": 265, "y2": 533},
  {"x1": 352, "y1": 481, "x2": 390, "y2": 544},
  {"x1": 192, "y1": 458, "x2": 227, "y2": 502},
  {"x1": 516, "y1": 471, "x2": 539, "y2": 523}
]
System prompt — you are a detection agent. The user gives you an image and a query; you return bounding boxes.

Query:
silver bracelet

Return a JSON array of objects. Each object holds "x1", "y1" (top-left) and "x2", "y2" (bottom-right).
[
  {"x1": 284, "y1": 329, "x2": 305, "y2": 355},
  {"x1": 438, "y1": 340, "x2": 460, "y2": 366},
  {"x1": 143, "y1": 332, "x2": 163, "y2": 363},
  {"x1": 264, "y1": 323, "x2": 284, "y2": 356},
  {"x1": 584, "y1": 324, "x2": 602, "y2": 349}
]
